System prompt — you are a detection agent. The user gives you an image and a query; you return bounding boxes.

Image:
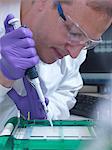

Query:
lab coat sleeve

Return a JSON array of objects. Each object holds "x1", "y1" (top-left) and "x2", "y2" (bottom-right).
[
  {"x1": 47, "y1": 50, "x2": 87, "y2": 120},
  {"x1": 0, "y1": 84, "x2": 11, "y2": 100},
  {"x1": 47, "y1": 83, "x2": 79, "y2": 120},
  {"x1": 0, "y1": 54, "x2": 12, "y2": 99},
  {"x1": 0, "y1": 83, "x2": 18, "y2": 134}
]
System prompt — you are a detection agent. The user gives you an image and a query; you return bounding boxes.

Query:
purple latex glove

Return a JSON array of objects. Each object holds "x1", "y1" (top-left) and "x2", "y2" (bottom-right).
[
  {"x1": 0, "y1": 14, "x2": 39, "y2": 80},
  {"x1": 8, "y1": 76, "x2": 49, "y2": 120}
]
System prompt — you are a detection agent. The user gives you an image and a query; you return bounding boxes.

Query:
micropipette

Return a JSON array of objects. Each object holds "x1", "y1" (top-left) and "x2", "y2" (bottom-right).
[{"x1": 8, "y1": 18, "x2": 53, "y2": 127}]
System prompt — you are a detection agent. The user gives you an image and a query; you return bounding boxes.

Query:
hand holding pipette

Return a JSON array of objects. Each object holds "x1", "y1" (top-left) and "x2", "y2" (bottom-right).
[{"x1": 1, "y1": 14, "x2": 53, "y2": 126}]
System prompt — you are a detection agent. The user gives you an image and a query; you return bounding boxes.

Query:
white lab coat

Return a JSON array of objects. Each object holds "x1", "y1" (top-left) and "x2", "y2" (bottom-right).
[{"x1": 0, "y1": 0, "x2": 87, "y2": 133}]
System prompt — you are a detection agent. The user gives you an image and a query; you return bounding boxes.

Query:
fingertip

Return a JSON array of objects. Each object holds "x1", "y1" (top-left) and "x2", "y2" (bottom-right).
[
  {"x1": 4, "y1": 14, "x2": 15, "y2": 33},
  {"x1": 35, "y1": 55, "x2": 40, "y2": 64},
  {"x1": 27, "y1": 38, "x2": 35, "y2": 47},
  {"x1": 30, "y1": 48, "x2": 37, "y2": 57},
  {"x1": 31, "y1": 55, "x2": 40, "y2": 66},
  {"x1": 20, "y1": 27, "x2": 33, "y2": 38},
  {"x1": 4, "y1": 14, "x2": 15, "y2": 23}
]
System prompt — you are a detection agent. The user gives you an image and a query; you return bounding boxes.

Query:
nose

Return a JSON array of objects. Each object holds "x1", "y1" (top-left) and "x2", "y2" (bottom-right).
[{"x1": 65, "y1": 40, "x2": 85, "y2": 58}]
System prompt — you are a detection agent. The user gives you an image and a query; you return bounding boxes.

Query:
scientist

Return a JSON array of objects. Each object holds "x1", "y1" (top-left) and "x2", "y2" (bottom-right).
[{"x1": 0, "y1": 0, "x2": 112, "y2": 132}]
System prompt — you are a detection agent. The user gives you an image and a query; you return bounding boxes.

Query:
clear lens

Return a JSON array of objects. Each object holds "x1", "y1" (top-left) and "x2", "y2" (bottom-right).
[
  {"x1": 67, "y1": 23, "x2": 88, "y2": 45},
  {"x1": 66, "y1": 16, "x2": 102, "y2": 50},
  {"x1": 57, "y1": 3, "x2": 102, "y2": 51}
]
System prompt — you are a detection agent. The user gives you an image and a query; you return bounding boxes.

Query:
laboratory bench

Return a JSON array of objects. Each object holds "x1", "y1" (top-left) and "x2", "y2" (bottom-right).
[
  {"x1": 0, "y1": 115, "x2": 112, "y2": 150},
  {"x1": 0, "y1": 117, "x2": 97, "y2": 150},
  {"x1": 0, "y1": 87, "x2": 112, "y2": 150}
]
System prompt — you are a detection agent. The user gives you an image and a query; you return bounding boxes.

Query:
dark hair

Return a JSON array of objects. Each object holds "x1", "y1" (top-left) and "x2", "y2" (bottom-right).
[{"x1": 87, "y1": 0, "x2": 112, "y2": 17}]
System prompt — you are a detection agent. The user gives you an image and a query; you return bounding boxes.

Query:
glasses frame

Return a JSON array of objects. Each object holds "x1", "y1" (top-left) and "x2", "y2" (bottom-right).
[{"x1": 56, "y1": 1, "x2": 102, "y2": 50}]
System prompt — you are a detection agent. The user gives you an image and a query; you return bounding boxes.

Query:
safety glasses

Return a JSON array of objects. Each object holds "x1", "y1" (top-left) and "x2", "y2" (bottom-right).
[{"x1": 56, "y1": 1, "x2": 102, "y2": 50}]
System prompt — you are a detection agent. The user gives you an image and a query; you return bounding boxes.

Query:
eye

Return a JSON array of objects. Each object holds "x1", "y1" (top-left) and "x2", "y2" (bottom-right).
[
  {"x1": 71, "y1": 32, "x2": 82, "y2": 36},
  {"x1": 70, "y1": 32, "x2": 83, "y2": 38}
]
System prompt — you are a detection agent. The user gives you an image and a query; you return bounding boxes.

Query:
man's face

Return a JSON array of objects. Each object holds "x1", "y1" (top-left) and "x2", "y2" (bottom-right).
[{"x1": 22, "y1": 0, "x2": 112, "y2": 64}]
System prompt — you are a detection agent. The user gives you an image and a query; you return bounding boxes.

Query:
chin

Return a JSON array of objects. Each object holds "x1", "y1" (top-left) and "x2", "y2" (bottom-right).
[{"x1": 40, "y1": 57, "x2": 58, "y2": 64}]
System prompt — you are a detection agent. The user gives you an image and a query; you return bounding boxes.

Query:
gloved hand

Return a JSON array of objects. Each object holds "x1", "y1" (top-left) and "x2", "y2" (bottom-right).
[
  {"x1": 8, "y1": 76, "x2": 49, "y2": 120},
  {"x1": 0, "y1": 14, "x2": 39, "y2": 80}
]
